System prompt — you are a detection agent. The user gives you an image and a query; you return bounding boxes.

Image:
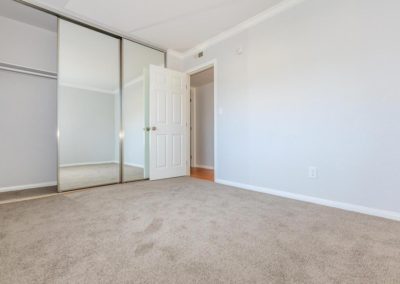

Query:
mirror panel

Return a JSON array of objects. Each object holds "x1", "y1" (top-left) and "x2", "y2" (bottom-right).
[
  {"x1": 58, "y1": 19, "x2": 120, "y2": 191},
  {"x1": 122, "y1": 40, "x2": 164, "y2": 182}
]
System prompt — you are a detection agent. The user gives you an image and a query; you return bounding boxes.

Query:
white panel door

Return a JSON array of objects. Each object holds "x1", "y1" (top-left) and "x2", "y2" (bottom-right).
[{"x1": 149, "y1": 65, "x2": 190, "y2": 180}]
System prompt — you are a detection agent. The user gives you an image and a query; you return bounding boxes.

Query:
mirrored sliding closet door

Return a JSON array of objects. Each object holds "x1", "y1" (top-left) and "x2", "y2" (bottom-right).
[
  {"x1": 122, "y1": 40, "x2": 164, "y2": 182},
  {"x1": 58, "y1": 19, "x2": 120, "y2": 191}
]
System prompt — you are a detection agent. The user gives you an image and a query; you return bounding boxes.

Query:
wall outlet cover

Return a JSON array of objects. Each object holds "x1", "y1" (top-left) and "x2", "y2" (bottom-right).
[{"x1": 308, "y1": 166, "x2": 318, "y2": 179}]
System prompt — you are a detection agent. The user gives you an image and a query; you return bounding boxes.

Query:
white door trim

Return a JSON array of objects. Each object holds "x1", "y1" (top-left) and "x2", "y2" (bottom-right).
[
  {"x1": 190, "y1": 87, "x2": 197, "y2": 167},
  {"x1": 186, "y1": 59, "x2": 218, "y2": 180}
]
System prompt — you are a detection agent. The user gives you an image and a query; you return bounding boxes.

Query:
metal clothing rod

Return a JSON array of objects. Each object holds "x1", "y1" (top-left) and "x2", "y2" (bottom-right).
[{"x1": 0, "y1": 62, "x2": 57, "y2": 79}]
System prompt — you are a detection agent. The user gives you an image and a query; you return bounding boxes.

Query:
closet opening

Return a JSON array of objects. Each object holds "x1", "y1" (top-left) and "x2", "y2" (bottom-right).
[
  {"x1": 0, "y1": 0, "x2": 58, "y2": 203},
  {"x1": 0, "y1": 0, "x2": 167, "y2": 198}
]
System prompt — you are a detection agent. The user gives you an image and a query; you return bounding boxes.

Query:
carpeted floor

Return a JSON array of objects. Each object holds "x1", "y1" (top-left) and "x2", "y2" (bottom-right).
[
  {"x1": 0, "y1": 177, "x2": 399, "y2": 283},
  {"x1": 59, "y1": 163, "x2": 144, "y2": 191}
]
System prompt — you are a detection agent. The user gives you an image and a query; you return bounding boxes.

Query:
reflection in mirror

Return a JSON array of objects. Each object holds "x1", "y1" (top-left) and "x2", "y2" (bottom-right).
[
  {"x1": 58, "y1": 20, "x2": 120, "y2": 191},
  {"x1": 122, "y1": 40, "x2": 164, "y2": 182}
]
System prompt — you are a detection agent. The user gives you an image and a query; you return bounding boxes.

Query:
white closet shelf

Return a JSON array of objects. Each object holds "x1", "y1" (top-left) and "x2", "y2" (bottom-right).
[{"x1": 0, "y1": 61, "x2": 57, "y2": 79}]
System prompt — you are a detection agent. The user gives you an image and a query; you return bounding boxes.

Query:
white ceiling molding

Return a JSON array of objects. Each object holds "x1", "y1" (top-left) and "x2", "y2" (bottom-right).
[
  {"x1": 167, "y1": 49, "x2": 185, "y2": 60},
  {"x1": 169, "y1": 0, "x2": 305, "y2": 59}
]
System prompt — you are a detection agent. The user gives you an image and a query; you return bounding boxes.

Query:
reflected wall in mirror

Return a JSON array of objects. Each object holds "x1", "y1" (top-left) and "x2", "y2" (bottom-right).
[
  {"x1": 58, "y1": 19, "x2": 120, "y2": 191},
  {"x1": 122, "y1": 40, "x2": 164, "y2": 182}
]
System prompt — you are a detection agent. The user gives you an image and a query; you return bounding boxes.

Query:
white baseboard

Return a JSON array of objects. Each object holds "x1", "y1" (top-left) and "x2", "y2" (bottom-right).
[
  {"x1": 124, "y1": 163, "x2": 144, "y2": 169},
  {"x1": 0, "y1": 181, "x2": 57, "y2": 193},
  {"x1": 216, "y1": 179, "x2": 400, "y2": 222},
  {"x1": 195, "y1": 164, "x2": 214, "y2": 170},
  {"x1": 60, "y1": 161, "x2": 119, "y2": 167}
]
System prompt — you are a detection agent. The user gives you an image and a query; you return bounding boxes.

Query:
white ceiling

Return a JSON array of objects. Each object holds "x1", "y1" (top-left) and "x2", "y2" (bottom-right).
[
  {"x1": 21, "y1": 0, "x2": 285, "y2": 51},
  {"x1": 191, "y1": 67, "x2": 214, "y2": 87},
  {"x1": 0, "y1": 0, "x2": 57, "y2": 32}
]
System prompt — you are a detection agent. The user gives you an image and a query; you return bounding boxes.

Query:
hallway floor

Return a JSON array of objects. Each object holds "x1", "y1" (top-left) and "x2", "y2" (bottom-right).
[{"x1": 190, "y1": 167, "x2": 214, "y2": 181}]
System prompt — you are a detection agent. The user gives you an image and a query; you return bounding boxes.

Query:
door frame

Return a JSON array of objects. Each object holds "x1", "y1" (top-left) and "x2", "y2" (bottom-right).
[
  {"x1": 190, "y1": 87, "x2": 197, "y2": 168},
  {"x1": 186, "y1": 59, "x2": 218, "y2": 180}
]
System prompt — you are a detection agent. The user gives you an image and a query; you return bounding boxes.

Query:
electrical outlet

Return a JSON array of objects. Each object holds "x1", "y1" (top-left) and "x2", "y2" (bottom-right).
[{"x1": 308, "y1": 167, "x2": 318, "y2": 179}]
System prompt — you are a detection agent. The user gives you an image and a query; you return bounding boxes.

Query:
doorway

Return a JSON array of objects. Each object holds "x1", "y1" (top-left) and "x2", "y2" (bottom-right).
[{"x1": 189, "y1": 67, "x2": 215, "y2": 182}]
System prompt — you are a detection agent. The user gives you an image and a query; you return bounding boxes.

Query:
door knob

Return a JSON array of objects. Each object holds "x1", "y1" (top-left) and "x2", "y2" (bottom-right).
[
  {"x1": 143, "y1": 127, "x2": 151, "y2": 132},
  {"x1": 151, "y1": 126, "x2": 157, "y2": 131}
]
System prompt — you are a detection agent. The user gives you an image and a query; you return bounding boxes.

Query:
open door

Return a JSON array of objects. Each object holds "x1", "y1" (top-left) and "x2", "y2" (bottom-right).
[{"x1": 149, "y1": 65, "x2": 190, "y2": 180}]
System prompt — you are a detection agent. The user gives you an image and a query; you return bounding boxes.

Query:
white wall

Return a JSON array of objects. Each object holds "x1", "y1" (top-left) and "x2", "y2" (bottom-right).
[
  {"x1": 167, "y1": 52, "x2": 183, "y2": 72},
  {"x1": 0, "y1": 70, "x2": 57, "y2": 189},
  {"x1": 0, "y1": 16, "x2": 57, "y2": 72},
  {"x1": 193, "y1": 83, "x2": 214, "y2": 168},
  {"x1": 59, "y1": 86, "x2": 119, "y2": 166},
  {"x1": 0, "y1": 15, "x2": 57, "y2": 191},
  {"x1": 182, "y1": 0, "x2": 400, "y2": 217}
]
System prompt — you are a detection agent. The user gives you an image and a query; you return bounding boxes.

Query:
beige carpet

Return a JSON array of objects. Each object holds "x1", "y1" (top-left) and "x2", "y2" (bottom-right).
[
  {"x1": 1, "y1": 177, "x2": 399, "y2": 283},
  {"x1": 59, "y1": 163, "x2": 144, "y2": 191}
]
